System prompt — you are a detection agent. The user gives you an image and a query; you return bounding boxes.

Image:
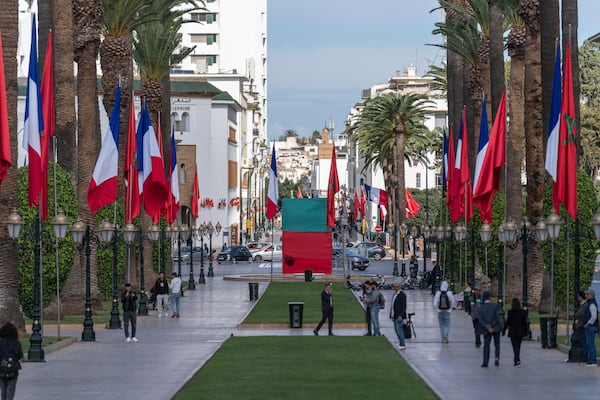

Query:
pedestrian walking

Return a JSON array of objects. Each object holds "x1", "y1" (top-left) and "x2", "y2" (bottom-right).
[
  {"x1": 170, "y1": 272, "x2": 182, "y2": 318},
  {"x1": 573, "y1": 291, "x2": 588, "y2": 363},
  {"x1": 478, "y1": 291, "x2": 502, "y2": 367},
  {"x1": 360, "y1": 281, "x2": 373, "y2": 335},
  {"x1": 502, "y1": 298, "x2": 528, "y2": 367},
  {"x1": 433, "y1": 280, "x2": 456, "y2": 344},
  {"x1": 390, "y1": 281, "x2": 407, "y2": 350},
  {"x1": 313, "y1": 283, "x2": 334, "y2": 336},
  {"x1": 121, "y1": 283, "x2": 138, "y2": 343},
  {"x1": 470, "y1": 285, "x2": 483, "y2": 347},
  {"x1": 153, "y1": 272, "x2": 169, "y2": 317},
  {"x1": 0, "y1": 323, "x2": 23, "y2": 400},
  {"x1": 583, "y1": 289, "x2": 598, "y2": 366}
]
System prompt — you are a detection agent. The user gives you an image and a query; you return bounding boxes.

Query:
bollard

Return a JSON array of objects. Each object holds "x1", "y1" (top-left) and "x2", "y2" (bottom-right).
[
  {"x1": 288, "y1": 302, "x2": 304, "y2": 328},
  {"x1": 249, "y1": 282, "x2": 259, "y2": 301}
]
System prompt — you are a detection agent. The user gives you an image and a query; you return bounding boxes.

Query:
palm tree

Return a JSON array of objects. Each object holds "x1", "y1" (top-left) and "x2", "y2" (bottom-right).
[
  {"x1": 355, "y1": 93, "x2": 431, "y2": 229},
  {"x1": 488, "y1": 0, "x2": 505, "y2": 118},
  {"x1": 0, "y1": 0, "x2": 25, "y2": 332}
]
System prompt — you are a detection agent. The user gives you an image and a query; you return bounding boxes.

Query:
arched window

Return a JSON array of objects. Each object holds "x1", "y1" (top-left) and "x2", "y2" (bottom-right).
[
  {"x1": 181, "y1": 112, "x2": 190, "y2": 132},
  {"x1": 171, "y1": 112, "x2": 181, "y2": 131},
  {"x1": 180, "y1": 163, "x2": 186, "y2": 184}
]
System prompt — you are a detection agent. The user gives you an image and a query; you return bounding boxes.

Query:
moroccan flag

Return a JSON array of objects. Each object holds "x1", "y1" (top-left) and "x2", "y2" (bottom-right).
[
  {"x1": 0, "y1": 33, "x2": 11, "y2": 186},
  {"x1": 556, "y1": 40, "x2": 578, "y2": 219},
  {"x1": 455, "y1": 106, "x2": 472, "y2": 223},
  {"x1": 23, "y1": 15, "x2": 44, "y2": 208},
  {"x1": 136, "y1": 101, "x2": 168, "y2": 217},
  {"x1": 473, "y1": 91, "x2": 506, "y2": 223},
  {"x1": 326, "y1": 146, "x2": 339, "y2": 229},
  {"x1": 360, "y1": 186, "x2": 366, "y2": 217},
  {"x1": 406, "y1": 189, "x2": 420, "y2": 218},
  {"x1": 446, "y1": 125, "x2": 458, "y2": 212},
  {"x1": 124, "y1": 96, "x2": 140, "y2": 223},
  {"x1": 166, "y1": 126, "x2": 179, "y2": 225},
  {"x1": 88, "y1": 84, "x2": 120, "y2": 213},
  {"x1": 40, "y1": 30, "x2": 54, "y2": 221},
  {"x1": 266, "y1": 146, "x2": 279, "y2": 219},
  {"x1": 191, "y1": 169, "x2": 199, "y2": 218},
  {"x1": 296, "y1": 187, "x2": 303, "y2": 199},
  {"x1": 354, "y1": 192, "x2": 360, "y2": 217}
]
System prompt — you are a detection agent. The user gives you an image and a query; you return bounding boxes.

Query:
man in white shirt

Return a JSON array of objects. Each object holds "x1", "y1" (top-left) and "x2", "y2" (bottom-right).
[{"x1": 169, "y1": 272, "x2": 182, "y2": 318}]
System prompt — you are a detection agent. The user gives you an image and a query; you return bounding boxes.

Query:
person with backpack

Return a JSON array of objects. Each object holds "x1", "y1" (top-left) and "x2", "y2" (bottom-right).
[
  {"x1": 364, "y1": 280, "x2": 384, "y2": 336},
  {"x1": 433, "y1": 280, "x2": 456, "y2": 344},
  {"x1": 0, "y1": 322, "x2": 23, "y2": 400}
]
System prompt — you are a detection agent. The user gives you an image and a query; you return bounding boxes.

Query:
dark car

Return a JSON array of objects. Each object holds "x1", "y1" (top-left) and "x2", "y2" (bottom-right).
[
  {"x1": 173, "y1": 246, "x2": 203, "y2": 263},
  {"x1": 352, "y1": 242, "x2": 386, "y2": 260},
  {"x1": 217, "y1": 246, "x2": 253, "y2": 263},
  {"x1": 333, "y1": 248, "x2": 370, "y2": 271}
]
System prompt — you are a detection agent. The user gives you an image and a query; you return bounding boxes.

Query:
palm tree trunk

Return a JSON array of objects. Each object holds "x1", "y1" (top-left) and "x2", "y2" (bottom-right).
[
  {"x1": 488, "y1": 0, "x2": 505, "y2": 119},
  {"x1": 0, "y1": 0, "x2": 26, "y2": 333},
  {"x1": 395, "y1": 131, "x2": 407, "y2": 226}
]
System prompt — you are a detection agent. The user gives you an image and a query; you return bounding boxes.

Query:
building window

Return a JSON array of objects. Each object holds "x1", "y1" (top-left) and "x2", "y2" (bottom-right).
[
  {"x1": 229, "y1": 127, "x2": 237, "y2": 143},
  {"x1": 416, "y1": 172, "x2": 421, "y2": 188},
  {"x1": 181, "y1": 112, "x2": 190, "y2": 132},
  {"x1": 180, "y1": 163, "x2": 186, "y2": 184},
  {"x1": 190, "y1": 34, "x2": 217, "y2": 44},
  {"x1": 435, "y1": 173, "x2": 442, "y2": 189},
  {"x1": 190, "y1": 13, "x2": 217, "y2": 23},
  {"x1": 228, "y1": 161, "x2": 238, "y2": 189},
  {"x1": 171, "y1": 112, "x2": 181, "y2": 131}
]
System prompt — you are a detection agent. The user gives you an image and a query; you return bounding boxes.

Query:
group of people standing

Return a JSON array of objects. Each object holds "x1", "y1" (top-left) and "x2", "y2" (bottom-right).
[
  {"x1": 574, "y1": 289, "x2": 598, "y2": 366},
  {"x1": 121, "y1": 271, "x2": 183, "y2": 343}
]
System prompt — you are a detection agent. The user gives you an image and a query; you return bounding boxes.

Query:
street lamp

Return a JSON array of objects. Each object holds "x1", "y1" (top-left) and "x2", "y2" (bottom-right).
[
  {"x1": 422, "y1": 224, "x2": 431, "y2": 273},
  {"x1": 544, "y1": 213, "x2": 561, "y2": 315},
  {"x1": 71, "y1": 219, "x2": 97, "y2": 341},
  {"x1": 204, "y1": 222, "x2": 221, "y2": 277},
  {"x1": 497, "y1": 222, "x2": 507, "y2": 305},
  {"x1": 196, "y1": 223, "x2": 207, "y2": 284},
  {"x1": 454, "y1": 223, "x2": 467, "y2": 290},
  {"x1": 184, "y1": 221, "x2": 196, "y2": 290},
  {"x1": 480, "y1": 223, "x2": 493, "y2": 277},
  {"x1": 399, "y1": 223, "x2": 407, "y2": 277},
  {"x1": 388, "y1": 223, "x2": 398, "y2": 277},
  {"x1": 98, "y1": 219, "x2": 122, "y2": 329}
]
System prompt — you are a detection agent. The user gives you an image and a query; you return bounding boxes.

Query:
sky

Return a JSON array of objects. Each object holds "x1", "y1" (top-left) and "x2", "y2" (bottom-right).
[{"x1": 267, "y1": 0, "x2": 600, "y2": 140}]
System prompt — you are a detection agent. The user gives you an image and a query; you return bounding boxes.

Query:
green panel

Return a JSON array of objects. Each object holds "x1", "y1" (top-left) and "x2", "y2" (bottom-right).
[
  {"x1": 206, "y1": 13, "x2": 214, "y2": 24},
  {"x1": 282, "y1": 198, "x2": 329, "y2": 232},
  {"x1": 207, "y1": 34, "x2": 214, "y2": 45}
]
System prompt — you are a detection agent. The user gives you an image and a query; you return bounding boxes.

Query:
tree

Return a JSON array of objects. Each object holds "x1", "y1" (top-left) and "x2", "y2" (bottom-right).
[
  {"x1": 310, "y1": 130, "x2": 321, "y2": 144},
  {"x1": 0, "y1": 0, "x2": 25, "y2": 332},
  {"x1": 278, "y1": 129, "x2": 298, "y2": 141},
  {"x1": 579, "y1": 41, "x2": 600, "y2": 189},
  {"x1": 354, "y1": 93, "x2": 431, "y2": 230}
]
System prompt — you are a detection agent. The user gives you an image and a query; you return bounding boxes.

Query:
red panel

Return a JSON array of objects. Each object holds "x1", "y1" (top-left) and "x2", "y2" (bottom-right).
[{"x1": 282, "y1": 231, "x2": 332, "y2": 274}]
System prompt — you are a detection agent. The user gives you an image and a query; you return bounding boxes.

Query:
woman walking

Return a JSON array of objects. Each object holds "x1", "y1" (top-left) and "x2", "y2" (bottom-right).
[
  {"x1": 503, "y1": 298, "x2": 528, "y2": 367},
  {"x1": 0, "y1": 323, "x2": 23, "y2": 400}
]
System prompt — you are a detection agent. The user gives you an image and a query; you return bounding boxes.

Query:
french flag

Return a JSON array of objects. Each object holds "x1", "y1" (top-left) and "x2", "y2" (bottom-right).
[
  {"x1": 545, "y1": 44, "x2": 561, "y2": 182},
  {"x1": 472, "y1": 93, "x2": 489, "y2": 197},
  {"x1": 442, "y1": 128, "x2": 448, "y2": 187},
  {"x1": 266, "y1": 145, "x2": 278, "y2": 220},
  {"x1": 88, "y1": 84, "x2": 121, "y2": 213},
  {"x1": 136, "y1": 101, "x2": 168, "y2": 217},
  {"x1": 23, "y1": 15, "x2": 44, "y2": 208},
  {"x1": 166, "y1": 126, "x2": 179, "y2": 225},
  {"x1": 364, "y1": 183, "x2": 388, "y2": 206}
]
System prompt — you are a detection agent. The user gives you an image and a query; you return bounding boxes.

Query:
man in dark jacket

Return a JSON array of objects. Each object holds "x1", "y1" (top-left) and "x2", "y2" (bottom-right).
[
  {"x1": 583, "y1": 289, "x2": 598, "y2": 366},
  {"x1": 470, "y1": 285, "x2": 483, "y2": 347},
  {"x1": 153, "y1": 272, "x2": 169, "y2": 317},
  {"x1": 390, "y1": 281, "x2": 407, "y2": 349},
  {"x1": 314, "y1": 283, "x2": 334, "y2": 336},
  {"x1": 122, "y1": 283, "x2": 138, "y2": 343},
  {"x1": 478, "y1": 291, "x2": 502, "y2": 367}
]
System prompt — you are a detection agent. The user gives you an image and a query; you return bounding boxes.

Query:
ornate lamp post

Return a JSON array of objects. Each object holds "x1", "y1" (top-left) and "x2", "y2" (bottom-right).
[
  {"x1": 98, "y1": 219, "x2": 122, "y2": 329},
  {"x1": 388, "y1": 223, "x2": 398, "y2": 276},
  {"x1": 399, "y1": 223, "x2": 407, "y2": 277},
  {"x1": 422, "y1": 224, "x2": 431, "y2": 273},
  {"x1": 544, "y1": 213, "x2": 561, "y2": 315},
  {"x1": 185, "y1": 222, "x2": 196, "y2": 290},
  {"x1": 497, "y1": 222, "x2": 507, "y2": 306},
  {"x1": 72, "y1": 219, "x2": 97, "y2": 341},
  {"x1": 454, "y1": 223, "x2": 467, "y2": 291},
  {"x1": 197, "y1": 223, "x2": 207, "y2": 283},
  {"x1": 480, "y1": 223, "x2": 493, "y2": 278},
  {"x1": 205, "y1": 222, "x2": 221, "y2": 277}
]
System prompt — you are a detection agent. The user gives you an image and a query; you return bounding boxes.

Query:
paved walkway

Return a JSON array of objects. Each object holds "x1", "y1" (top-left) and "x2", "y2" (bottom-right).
[{"x1": 15, "y1": 279, "x2": 600, "y2": 399}]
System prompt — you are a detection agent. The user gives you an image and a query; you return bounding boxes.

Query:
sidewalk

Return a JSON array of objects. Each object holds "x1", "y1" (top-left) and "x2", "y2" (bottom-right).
[
  {"x1": 16, "y1": 279, "x2": 264, "y2": 400},
  {"x1": 15, "y1": 280, "x2": 600, "y2": 399}
]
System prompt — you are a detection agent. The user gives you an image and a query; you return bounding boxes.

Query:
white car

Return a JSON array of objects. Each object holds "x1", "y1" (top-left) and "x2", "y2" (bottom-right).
[{"x1": 252, "y1": 244, "x2": 282, "y2": 262}]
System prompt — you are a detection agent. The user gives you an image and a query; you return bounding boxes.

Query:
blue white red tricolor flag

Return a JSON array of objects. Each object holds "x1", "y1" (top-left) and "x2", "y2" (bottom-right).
[
  {"x1": 166, "y1": 126, "x2": 180, "y2": 225},
  {"x1": 88, "y1": 83, "x2": 121, "y2": 213},
  {"x1": 266, "y1": 145, "x2": 278, "y2": 220},
  {"x1": 364, "y1": 184, "x2": 388, "y2": 206}
]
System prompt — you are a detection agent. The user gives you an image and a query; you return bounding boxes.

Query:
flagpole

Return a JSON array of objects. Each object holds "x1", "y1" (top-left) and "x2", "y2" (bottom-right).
[{"x1": 52, "y1": 135, "x2": 61, "y2": 339}]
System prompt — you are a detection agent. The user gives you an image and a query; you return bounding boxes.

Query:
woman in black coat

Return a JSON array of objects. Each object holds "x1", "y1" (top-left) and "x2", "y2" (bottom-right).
[
  {"x1": 503, "y1": 298, "x2": 528, "y2": 367},
  {"x1": 0, "y1": 322, "x2": 23, "y2": 400}
]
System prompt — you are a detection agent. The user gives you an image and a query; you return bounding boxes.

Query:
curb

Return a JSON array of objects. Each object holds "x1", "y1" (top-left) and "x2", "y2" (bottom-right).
[
  {"x1": 24, "y1": 336, "x2": 77, "y2": 361},
  {"x1": 238, "y1": 323, "x2": 366, "y2": 329}
]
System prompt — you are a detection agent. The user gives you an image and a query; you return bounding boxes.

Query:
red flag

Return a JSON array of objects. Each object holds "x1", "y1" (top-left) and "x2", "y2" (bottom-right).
[
  {"x1": 326, "y1": 147, "x2": 339, "y2": 229},
  {"x1": 354, "y1": 192, "x2": 360, "y2": 217},
  {"x1": 456, "y1": 106, "x2": 473, "y2": 223},
  {"x1": 446, "y1": 125, "x2": 459, "y2": 218},
  {"x1": 191, "y1": 169, "x2": 199, "y2": 218},
  {"x1": 556, "y1": 40, "x2": 578, "y2": 218},
  {"x1": 296, "y1": 187, "x2": 303, "y2": 199},
  {"x1": 473, "y1": 90, "x2": 506, "y2": 223},
  {"x1": 0, "y1": 33, "x2": 12, "y2": 186},
  {"x1": 125, "y1": 97, "x2": 140, "y2": 222},
  {"x1": 360, "y1": 187, "x2": 366, "y2": 217},
  {"x1": 40, "y1": 31, "x2": 54, "y2": 221},
  {"x1": 405, "y1": 190, "x2": 420, "y2": 217}
]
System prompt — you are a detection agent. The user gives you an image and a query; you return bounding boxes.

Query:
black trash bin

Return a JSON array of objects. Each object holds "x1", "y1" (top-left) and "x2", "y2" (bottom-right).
[
  {"x1": 249, "y1": 282, "x2": 259, "y2": 301},
  {"x1": 288, "y1": 302, "x2": 304, "y2": 328},
  {"x1": 540, "y1": 316, "x2": 557, "y2": 348},
  {"x1": 304, "y1": 270, "x2": 313, "y2": 282}
]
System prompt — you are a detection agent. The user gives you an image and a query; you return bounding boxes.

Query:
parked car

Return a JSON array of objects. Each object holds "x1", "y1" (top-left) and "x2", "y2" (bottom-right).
[
  {"x1": 252, "y1": 244, "x2": 282, "y2": 262},
  {"x1": 332, "y1": 248, "x2": 370, "y2": 271},
  {"x1": 172, "y1": 246, "x2": 203, "y2": 263},
  {"x1": 352, "y1": 242, "x2": 386, "y2": 260},
  {"x1": 246, "y1": 242, "x2": 271, "y2": 253},
  {"x1": 217, "y1": 246, "x2": 253, "y2": 263}
]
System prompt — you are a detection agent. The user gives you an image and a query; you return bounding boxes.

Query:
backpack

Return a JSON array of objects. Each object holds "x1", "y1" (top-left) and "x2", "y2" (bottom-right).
[
  {"x1": 0, "y1": 345, "x2": 19, "y2": 379},
  {"x1": 438, "y1": 291, "x2": 451, "y2": 310},
  {"x1": 378, "y1": 293, "x2": 386, "y2": 309}
]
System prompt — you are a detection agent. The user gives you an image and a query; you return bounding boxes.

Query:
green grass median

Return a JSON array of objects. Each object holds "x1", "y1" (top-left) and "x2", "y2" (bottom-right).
[
  {"x1": 242, "y1": 282, "x2": 365, "y2": 325},
  {"x1": 174, "y1": 336, "x2": 436, "y2": 400}
]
